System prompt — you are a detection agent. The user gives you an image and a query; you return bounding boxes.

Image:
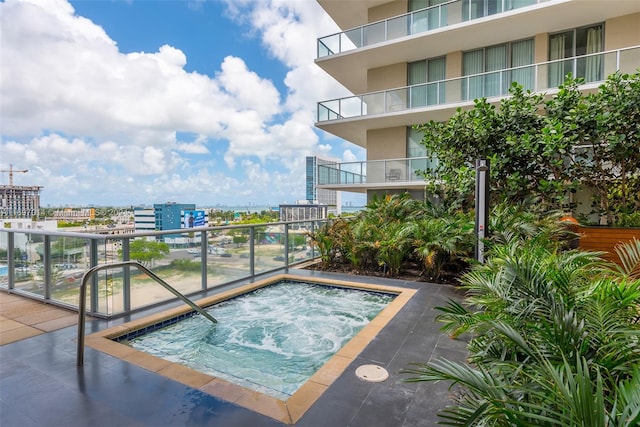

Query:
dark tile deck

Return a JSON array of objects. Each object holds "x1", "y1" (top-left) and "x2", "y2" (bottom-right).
[{"x1": 0, "y1": 270, "x2": 468, "y2": 426}]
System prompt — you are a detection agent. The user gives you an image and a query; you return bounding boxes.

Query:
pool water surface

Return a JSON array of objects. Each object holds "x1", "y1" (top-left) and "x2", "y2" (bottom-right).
[{"x1": 120, "y1": 281, "x2": 394, "y2": 399}]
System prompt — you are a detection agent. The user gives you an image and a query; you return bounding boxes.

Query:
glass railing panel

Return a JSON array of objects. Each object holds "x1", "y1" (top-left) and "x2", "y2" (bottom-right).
[
  {"x1": 318, "y1": 164, "x2": 336, "y2": 185},
  {"x1": 361, "y1": 92, "x2": 385, "y2": 115},
  {"x1": 575, "y1": 54, "x2": 605, "y2": 84},
  {"x1": 318, "y1": 100, "x2": 341, "y2": 121},
  {"x1": 547, "y1": 58, "x2": 575, "y2": 89},
  {"x1": 48, "y1": 235, "x2": 91, "y2": 306},
  {"x1": 11, "y1": 232, "x2": 42, "y2": 296},
  {"x1": 385, "y1": 159, "x2": 408, "y2": 182},
  {"x1": 367, "y1": 161, "x2": 386, "y2": 184},
  {"x1": 91, "y1": 237, "x2": 125, "y2": 315},
  {"x1": 509, "y1": 65, "x2": 535, "y2": 92},
  {"x1": 618, "y1": 47, "x2": 640, "y2": 75},
  {"x1": 410, "y1": 157, "x2": 439, "y2": 180},
  {"x1": 343, "y1": 28, "x2": 362, "y2": 50},
  {"x1": 340, "y1": 96, "x2": 364, "y2": 118},
  {"x1": 127, "y1": 235, "x2": 203, "y2": 311},
  {"x1": 387, "y1": 14, "x2": 410, "y2": 40},
  {"x1": 341, "y1": 162, "x2": 365, "y2": 184},
  {"x1": 318, "y1": 34, "x2": 339, "y2": 58},
  {"x1": 255, "y1": 225, "x2": 287, "y2": 271},
  {"x1": 386, "y1": 88, "x2": 409, "y2": 112},
  {"x1": 363, "y1": 21, "x2": 386, "y2": 46},
  {"x1": 288, "y1": 225, "x2": 310, "y2": 263},
  {"x1": 207, "y1": 228, "x2": 250, "y2": 286},
  {"x1": 94, "y1": 267, "x2": 121, "y2": 315}
]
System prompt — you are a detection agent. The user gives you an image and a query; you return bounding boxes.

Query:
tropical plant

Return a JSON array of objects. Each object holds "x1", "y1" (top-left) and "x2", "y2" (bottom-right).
[
  {"x1": 404, "y1": 232, "x2": 640, "y2": 425},
  {"x1": 373, "y1": 220, "x2": 412, "y2": 277},
  {"x1": 403, "y1": 213, "x2": 474, "y2": 282},
  {"x1": 306, "y1": 221, "x2": 340, "y2": 269},
  {"x1": 613, "y1": 238, "x2": 640, "y2": 280}
]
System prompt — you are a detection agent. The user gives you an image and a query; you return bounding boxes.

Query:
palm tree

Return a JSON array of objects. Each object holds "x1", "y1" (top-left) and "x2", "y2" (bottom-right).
[{"x1": 402, "y1": 213, "x2": 473, "y2": 282}]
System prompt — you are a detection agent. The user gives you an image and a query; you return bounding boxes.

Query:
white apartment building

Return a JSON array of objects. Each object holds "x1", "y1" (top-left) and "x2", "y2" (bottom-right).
[
  {"x1": 133, "y1": 207, "x2": 155, "y2": 233},
  {"x1": 314, "y1": 0, "x2": 640, "y2": 202},
  {"x1": 306, "y1": 155, "x2": 342, "y2": 215}
]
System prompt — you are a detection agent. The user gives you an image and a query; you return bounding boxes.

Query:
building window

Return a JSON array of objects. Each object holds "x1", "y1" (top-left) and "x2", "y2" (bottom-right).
[
  {"x1": 407, "y1": 127, "x2": 438, "y2": 180},
  {"x1": 408, "y1": 56, "x2": 446, "y2": 107},
  {"x1": 462, "y1": 0, "x2": 536, "y2": 21},
  {"x1": 549, "y1": 24, "x2": 604, "y2": 87},
  {"x1": 462, "y1": 39, "x2": 533, "y2": 100},
  {"x1": 409, "y1": 0, "x2": 449, "y2": 33}
]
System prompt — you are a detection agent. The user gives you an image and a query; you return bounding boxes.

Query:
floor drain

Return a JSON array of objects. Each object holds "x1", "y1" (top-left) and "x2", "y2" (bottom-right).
[{"x1": 355, "y1": 364, "x2": 389, "y2": 383}]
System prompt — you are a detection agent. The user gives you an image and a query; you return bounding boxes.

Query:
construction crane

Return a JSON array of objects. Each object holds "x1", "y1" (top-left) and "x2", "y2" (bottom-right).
[{"x1": 0, "y1": 164, "x2": 28, "y2": 186}]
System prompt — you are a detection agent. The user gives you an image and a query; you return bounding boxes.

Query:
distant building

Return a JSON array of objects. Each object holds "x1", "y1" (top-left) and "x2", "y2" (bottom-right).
[
  {"x1": 0, "y1": 185, "x2": 43, "y2": 219},
  {"x1": 133, "y1": 207, "x2": 156, "y2": 233},
  {"x1": 306, "y1": 156, "x2": 341, "y2": 215},
  {"x1": 133, "y1": 203, "x2": 208, "y2": 246},
  {"x1": 279, "y1": 201, "x2": 328, "y2": 222},
  {"x1": 153, "y1": 203, "x2": 196, "y2": 231}
]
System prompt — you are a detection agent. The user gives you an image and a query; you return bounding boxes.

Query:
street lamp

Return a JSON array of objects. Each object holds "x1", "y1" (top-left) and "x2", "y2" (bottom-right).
[{"x1": 475, "y1": 159, "x2": 490, "y2": 264}]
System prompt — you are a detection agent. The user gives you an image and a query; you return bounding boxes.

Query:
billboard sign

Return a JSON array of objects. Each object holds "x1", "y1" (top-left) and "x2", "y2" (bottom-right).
[{"x1": 183, "y1": 210, "x2": 206, "y2": 228}]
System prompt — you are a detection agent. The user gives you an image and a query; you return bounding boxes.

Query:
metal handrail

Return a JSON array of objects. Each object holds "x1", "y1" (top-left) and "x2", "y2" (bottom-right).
[{"x1": 76, "y1": 261, "x2": 217, "y2": 367}]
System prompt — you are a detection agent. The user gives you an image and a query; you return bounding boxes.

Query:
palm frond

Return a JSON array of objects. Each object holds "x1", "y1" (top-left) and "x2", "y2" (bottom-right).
[{"x1": 614, "y1": 238, "x2": 640, "y2": 279}]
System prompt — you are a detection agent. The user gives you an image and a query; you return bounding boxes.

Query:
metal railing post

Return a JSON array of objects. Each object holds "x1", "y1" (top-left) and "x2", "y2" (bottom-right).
[
  {"x1": 201, "y1": 230, "x2": 208, "y2": 290},
  {"x1": 7, "y1": 232, "x2": 14, "y2": 290},
  {"x1": 89, "y1": 239, "x2": 99, "y2": 313},
  {"x1": 284, "y1": 223, "x2": 290, "y2": 273},
  {"x1": 249, "y1": 227, "x2": 255, "y2": 281},
  {"x1": 43, "y1": 236, "x2": 51, "y2": 299},
  {"x1": 122, "y1": 238, "x2": 131, "y2": 312}
]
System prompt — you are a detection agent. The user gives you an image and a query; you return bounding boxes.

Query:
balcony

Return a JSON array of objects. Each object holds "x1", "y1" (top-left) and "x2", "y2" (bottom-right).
[
  {"x1": 317, "y1": 157, "x2": 437, "y2": 192},
  {"x1": 316, "y1": 46, "x2": 640, "y2": 146},
  {"x1": 318, "y1": 0, "x2": 546, "y2": 59}
]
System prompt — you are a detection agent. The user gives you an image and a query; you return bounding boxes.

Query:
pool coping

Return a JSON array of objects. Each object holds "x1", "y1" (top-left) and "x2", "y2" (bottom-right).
[{"x1": 84, "y1": 273, "x2": 416, "y2": 425}]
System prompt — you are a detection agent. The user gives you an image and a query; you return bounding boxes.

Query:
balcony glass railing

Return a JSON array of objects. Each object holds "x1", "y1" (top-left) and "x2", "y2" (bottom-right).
[
  {"x1": 317, "y1": 46, "x2": 639, "y2": 123},
  {"x1": 0, "y1": 220, "x2": 328, "y2": 317},
  {"x1": 318, "y1": 157, "x2": 438, "y2": 186},
  {"x1": 317, "y1": 0, "x2": 545, "y2": 58}
]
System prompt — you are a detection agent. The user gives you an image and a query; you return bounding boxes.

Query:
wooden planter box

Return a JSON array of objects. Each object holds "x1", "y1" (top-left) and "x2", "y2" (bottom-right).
[{"x1": 575, "y1": 226, "x2": 640, "y2": 264}]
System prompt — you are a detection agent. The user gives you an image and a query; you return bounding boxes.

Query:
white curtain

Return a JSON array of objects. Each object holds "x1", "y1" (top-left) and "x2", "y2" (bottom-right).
[
  {"x1": 485, "y1": 44, "x2": 507, "y2": 96},
  {"x1": 511, "y1": 39, "x2": 534, "y2": 90},
  {"x1": 585, "y1": 26, "x2": 603, "y2": 82},
  {"x1": 549, "y1": 34, "x2": 566, "y2": 87},
  {"x1": 427, "y1": 57, "x2": 446, "y2": 105},
  {"x1": 463, "y1": 50, "x2": 484, "y2": 99},
  {"x1": 409, "y1": 61, "x2": 427, "y2": 108}
]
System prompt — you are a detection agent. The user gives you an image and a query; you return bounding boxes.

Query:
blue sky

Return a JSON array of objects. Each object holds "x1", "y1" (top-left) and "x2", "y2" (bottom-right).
[{"x1": 0, "y1": 0, "x2": 365, "y2": 207}]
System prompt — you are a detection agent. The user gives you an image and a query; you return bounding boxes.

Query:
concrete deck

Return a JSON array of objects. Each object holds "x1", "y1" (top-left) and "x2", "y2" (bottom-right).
[{"x1": 0, "y1": 270, "x2": 468, "y2": 426}]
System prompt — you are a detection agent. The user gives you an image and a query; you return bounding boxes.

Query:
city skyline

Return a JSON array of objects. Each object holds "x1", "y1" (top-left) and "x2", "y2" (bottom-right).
[{"x1": 0, "y1": 0, "x2": 367, "y2": 207}]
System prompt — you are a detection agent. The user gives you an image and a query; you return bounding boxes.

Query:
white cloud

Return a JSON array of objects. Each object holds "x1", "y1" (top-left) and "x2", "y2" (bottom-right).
[
  {"x1": 0, "y1": 0, "x2": 355, "y2": 206},
  {"x1": 343, "y1": 149, "x2": 359, "y2": 163}
]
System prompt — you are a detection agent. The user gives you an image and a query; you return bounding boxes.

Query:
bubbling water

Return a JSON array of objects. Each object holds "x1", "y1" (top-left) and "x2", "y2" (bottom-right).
[{"x1": 123, "y1": 281, "x2": 394, "y2": 399}]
